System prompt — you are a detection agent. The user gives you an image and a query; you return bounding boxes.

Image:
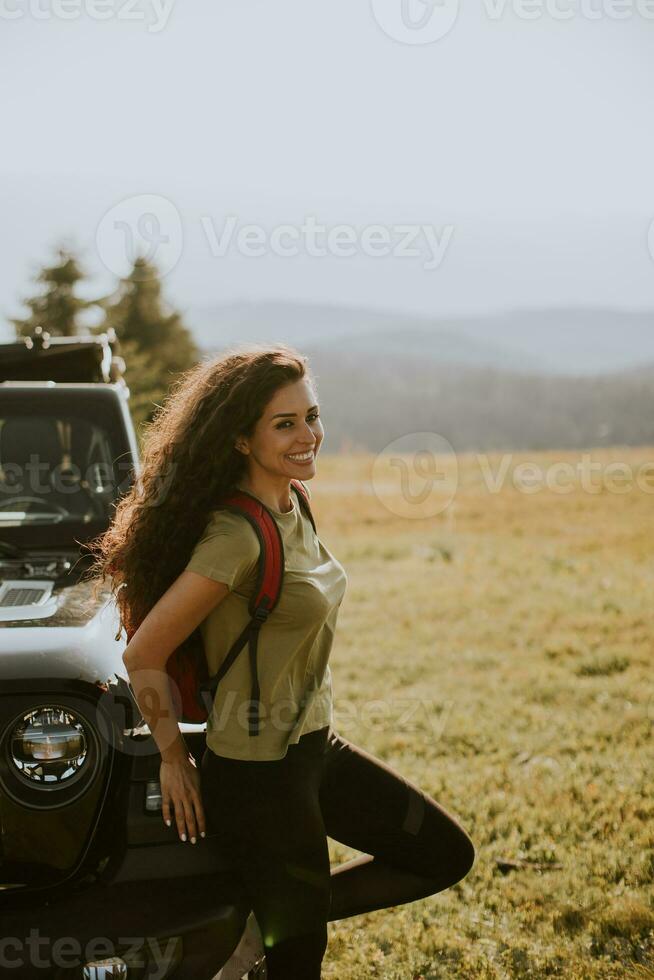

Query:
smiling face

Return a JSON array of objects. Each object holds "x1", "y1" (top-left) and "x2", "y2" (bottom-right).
[{"x1": 235, "y1": 378, "x2": 324, "y2": 491}]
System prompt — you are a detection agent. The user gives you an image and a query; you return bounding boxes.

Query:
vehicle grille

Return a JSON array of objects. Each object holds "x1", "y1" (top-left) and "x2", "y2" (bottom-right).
[
  {"x1": 0, "y1": 580, "x2": 56, "y2": 621},
  {"x1": 0, "y1": 586, "x2": 49, "y2": 607}
]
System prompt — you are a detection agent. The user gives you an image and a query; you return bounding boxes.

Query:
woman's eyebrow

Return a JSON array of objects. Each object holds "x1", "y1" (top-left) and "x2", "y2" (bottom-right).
[{"x1": 271, "y1": 404, "x2": 319, "y2": 420}]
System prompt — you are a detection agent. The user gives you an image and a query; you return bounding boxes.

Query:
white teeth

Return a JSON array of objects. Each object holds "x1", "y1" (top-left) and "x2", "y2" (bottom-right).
[{"x1": 287, "y1": 451, "x2": 314, "y2": 461}]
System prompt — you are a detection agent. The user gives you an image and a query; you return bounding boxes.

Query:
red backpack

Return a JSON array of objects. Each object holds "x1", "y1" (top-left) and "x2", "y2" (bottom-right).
[{"x1": 124, "y1": 479, "x2": 316, "y2": 735}]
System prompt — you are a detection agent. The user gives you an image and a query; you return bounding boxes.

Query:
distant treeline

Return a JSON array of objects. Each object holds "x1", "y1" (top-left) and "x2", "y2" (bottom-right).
[
  {"x1": 300, "y1": 346, "x2": 654, "y2": 453},
  {"x1": 10, "y1": 245, "x2": 651, "y2": 452}
]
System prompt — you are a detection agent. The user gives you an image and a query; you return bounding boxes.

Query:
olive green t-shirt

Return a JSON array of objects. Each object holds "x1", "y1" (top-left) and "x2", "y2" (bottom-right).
[{"x1": 184, "y1": 483, "x2": 348, "y2": 760}]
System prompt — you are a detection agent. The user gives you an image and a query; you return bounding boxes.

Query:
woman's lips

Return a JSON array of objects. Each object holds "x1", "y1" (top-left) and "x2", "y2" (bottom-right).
[{"x1": 286, "y1": 450, "x2": 315, "y2": 464}]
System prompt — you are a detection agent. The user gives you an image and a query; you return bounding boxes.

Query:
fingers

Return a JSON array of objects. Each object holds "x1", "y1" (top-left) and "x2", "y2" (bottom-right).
[
  {"x1": 181, "y1": 788, "x2": 208, "y2": 843},
  {"x1": 161, "y1": 772, "x2": 207, "y2": 843},
  {"x1": 194, "y1": 795, "x2": 207, "y2": 839},
  {"x1": 182, "y1": 794, "x2": 198, "y2": 843},
  {"x1": 187, "y1": 767, "x2": 207, "y2": 840},
  {"x1": 174, "y1": 796, "x2": 188, "y2": 842}
]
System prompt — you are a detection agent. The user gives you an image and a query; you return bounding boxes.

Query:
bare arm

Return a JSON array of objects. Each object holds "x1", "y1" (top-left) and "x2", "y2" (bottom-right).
[{"x1": 122, "y1": 570, "x2": 230, "y2": 843}]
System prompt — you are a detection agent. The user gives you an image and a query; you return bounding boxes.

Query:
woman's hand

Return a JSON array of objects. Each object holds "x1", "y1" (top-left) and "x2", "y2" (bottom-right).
[{"x1": 160, "y1": 754, "x2": 207, "y2": 844}]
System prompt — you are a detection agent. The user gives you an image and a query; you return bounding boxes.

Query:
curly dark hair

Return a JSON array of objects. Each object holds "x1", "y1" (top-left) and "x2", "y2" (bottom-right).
[{"x1": 84, "y1": 342, "x2": 314, "y2": 639}]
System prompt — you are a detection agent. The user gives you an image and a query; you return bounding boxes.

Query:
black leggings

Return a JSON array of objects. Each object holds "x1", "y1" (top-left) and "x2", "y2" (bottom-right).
[{"x1": 199, "y1": 725, "x2": 475, "y2": 979}]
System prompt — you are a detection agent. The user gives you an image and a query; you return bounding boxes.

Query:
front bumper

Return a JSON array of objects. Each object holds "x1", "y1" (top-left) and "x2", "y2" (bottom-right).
[{"x1": 0, "y1": 682, "x2": 251, "y2": 977}]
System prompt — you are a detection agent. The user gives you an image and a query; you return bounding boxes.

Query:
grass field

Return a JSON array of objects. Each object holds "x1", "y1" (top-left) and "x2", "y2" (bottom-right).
[{"x1": 307, "y1": 448, "x2": 654, "y2": 979}]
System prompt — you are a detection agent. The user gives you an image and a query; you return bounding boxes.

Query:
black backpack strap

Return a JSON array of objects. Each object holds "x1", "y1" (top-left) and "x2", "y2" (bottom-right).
[{"x1": 291, "y1": 478, "x2": 317, "y2": 534}]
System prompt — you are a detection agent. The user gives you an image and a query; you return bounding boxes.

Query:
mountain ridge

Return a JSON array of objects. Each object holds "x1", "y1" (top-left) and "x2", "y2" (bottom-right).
[{"x1": 185, "y1": 300, "x2": 654, "y2": 376}]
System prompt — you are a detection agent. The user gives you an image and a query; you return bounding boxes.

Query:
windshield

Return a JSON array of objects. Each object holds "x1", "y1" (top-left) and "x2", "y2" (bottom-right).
[{"x1": 0, "y1": 410, "x2": 122, "y2": 528}]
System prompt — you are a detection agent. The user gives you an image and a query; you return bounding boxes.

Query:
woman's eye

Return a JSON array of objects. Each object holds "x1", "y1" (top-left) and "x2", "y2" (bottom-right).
[{"x1": 277, "y1": 413, "x2": 320, "y2": 429}]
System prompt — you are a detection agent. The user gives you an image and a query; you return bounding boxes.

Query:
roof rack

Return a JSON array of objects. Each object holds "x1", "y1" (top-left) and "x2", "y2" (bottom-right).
[{"x1": 0, "y1": 326, "x2": 126, "y2": 384}]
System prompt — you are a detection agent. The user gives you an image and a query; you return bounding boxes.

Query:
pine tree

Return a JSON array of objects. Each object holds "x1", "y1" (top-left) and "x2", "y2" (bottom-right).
[
  {"x1": 10, "y1": 246, "x2": 99, "y2": 338},
  {"x1": 97, "y1": 256, "x2": 200, "y2": 430}
]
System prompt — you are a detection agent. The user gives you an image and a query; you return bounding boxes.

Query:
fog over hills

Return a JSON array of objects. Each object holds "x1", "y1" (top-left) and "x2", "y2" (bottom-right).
[
  {"x1": 183, "y1": 301, "x2": 654, "y2": 453},
  {"x1": 188, "y1": 301, "x2": 654, "y2": 377}
]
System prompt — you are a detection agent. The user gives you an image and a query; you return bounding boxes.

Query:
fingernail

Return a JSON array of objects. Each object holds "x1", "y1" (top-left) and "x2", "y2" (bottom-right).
[
  {"x1": 200, "y1": 831, "x2": 206, "y2": 838},
  {"x1": 191, "y1": 836, "x2": 197, "y2": 844},
  {"x1": 165, "y1": 819, "x2": 171, "y2": 827},
  {"x1": 181, "y1": 833, "x2": 187, "y2": 842}
]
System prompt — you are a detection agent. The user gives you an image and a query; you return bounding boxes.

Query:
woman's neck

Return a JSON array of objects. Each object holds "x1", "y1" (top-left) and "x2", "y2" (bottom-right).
[{"x1": 236, "y1": 479, "x2": 294, "y2": 514}]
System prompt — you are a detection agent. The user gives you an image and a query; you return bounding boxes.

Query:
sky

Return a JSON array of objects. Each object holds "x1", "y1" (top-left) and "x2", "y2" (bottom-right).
[{"x1": 1, "y1": 2, "x2": 653, "y2": 337}]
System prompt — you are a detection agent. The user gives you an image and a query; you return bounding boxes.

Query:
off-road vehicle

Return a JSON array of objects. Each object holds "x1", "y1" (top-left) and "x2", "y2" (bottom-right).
[{"x1": 0, "y1": 328, "x2": 265, "y2": 979}]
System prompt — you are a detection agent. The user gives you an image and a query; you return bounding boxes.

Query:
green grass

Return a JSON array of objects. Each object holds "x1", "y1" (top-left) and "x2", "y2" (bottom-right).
[{"x1": 310, "y1": 449, "x2": 654, "y2": 979}]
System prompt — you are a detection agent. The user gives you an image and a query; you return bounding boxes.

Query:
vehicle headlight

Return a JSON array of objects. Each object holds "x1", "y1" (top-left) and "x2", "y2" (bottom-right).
[{"x1": 10, "y1": 707, "x2": 88, "y2": 784}]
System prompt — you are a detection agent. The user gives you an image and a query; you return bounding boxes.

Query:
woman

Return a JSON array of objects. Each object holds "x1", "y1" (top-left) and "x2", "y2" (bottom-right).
[{"x1": 90, "y1": 344, "x2": 475, "y2": 979}]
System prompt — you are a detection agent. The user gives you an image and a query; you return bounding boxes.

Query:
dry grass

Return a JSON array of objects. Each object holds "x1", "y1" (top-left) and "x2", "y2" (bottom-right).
[{"x1": 308, "y1": 447, "x2": 654, "y2": 979}]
